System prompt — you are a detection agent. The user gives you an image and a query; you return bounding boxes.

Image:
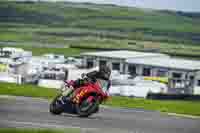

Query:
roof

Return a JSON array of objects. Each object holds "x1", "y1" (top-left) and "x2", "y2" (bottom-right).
[
  {"x1": 2, "y1": 47, "x2": 24, "y2": 52},
  {"x1": 126, "y1": 57, "x2": 200, "y2": 71},
  {"x1": 81, "y1": 50, "x2": 168, "y2": 59},
  {"x1": 29, "y1": 56, "x2": 65, "y2": 64}
]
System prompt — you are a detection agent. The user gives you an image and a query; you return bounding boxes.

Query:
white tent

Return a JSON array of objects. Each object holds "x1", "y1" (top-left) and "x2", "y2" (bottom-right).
[{"x1": 0, "y1": 72, "x2": 22, "y2": 84}]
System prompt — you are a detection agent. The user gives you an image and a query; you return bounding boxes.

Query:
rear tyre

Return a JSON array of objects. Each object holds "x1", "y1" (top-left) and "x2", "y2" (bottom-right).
[
  {"x1": 49, "y1": 95, "x2": 64, "y2": 115},
  {"x1": 75, "y1": 96, "x2": 100, "y2": 117}
]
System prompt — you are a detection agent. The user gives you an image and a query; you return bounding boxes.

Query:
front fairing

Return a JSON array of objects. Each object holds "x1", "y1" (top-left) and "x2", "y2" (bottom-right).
[{"x1": 72, "y1": 81, "x2": 108, "y2": 104}]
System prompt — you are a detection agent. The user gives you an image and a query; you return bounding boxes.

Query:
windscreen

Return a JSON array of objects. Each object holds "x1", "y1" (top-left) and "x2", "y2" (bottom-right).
[{"x1": 97, "y1": 79, "x2": 109, "y2": 93}]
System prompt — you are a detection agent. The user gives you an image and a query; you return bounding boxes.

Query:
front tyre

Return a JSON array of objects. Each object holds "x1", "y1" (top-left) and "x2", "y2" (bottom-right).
[
  {"x1": 75, "y1": 96, "x2": 100, "y2": 117},
  {"x1": 49, "y1": 94, "x2": 64, "y2": 115}
]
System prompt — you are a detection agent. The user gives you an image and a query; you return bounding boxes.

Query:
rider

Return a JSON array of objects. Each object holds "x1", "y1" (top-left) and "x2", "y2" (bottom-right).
[{"x1": 63, "y1": 65, "x2": 111, "y2": 96}]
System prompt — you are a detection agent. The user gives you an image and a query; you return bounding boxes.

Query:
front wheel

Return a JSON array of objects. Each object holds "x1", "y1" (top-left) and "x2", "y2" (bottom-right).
[
  {"x1": 49, "y1": 94, "x2": 64, "y2": 115},
  {"x1": 75, "y1": 96, "x2": 100, "y2": 117}
]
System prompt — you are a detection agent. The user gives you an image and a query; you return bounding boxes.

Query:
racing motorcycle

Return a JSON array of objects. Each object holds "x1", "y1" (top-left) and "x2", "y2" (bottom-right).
[{"x1": 49, "y1": 76, "x2": 110, "y2": 117}]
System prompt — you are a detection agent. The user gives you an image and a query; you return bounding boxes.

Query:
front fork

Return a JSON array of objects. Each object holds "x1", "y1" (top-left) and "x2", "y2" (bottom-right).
[
  {"x1": 56, "y1": 83, "x2": 73, "y2": 105},
  {"x1": 57, "y1": 88, "x2": 76, "y2": 114},
  {"x1": 61, "y1": 82, "x2": 74, "y2": 97}
]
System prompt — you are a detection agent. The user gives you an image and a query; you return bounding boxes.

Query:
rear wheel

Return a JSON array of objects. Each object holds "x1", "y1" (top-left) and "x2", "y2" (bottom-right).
[
  {"x1": 75, "y1": 96, "x2": 99, "y2": 117},
  {"x1": 49, "y1": 94, "x2": 64, "y2": 115}
]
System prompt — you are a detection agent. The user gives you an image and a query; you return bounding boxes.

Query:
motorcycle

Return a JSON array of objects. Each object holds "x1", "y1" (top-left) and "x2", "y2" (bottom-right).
[{"x1": 49, "y1": 76, "x2": 110, "y2": 117}]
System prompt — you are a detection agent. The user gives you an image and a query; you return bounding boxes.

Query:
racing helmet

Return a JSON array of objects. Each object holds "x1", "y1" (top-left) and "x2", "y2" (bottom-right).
[{"x1": 99, "y1": 65, "x2": 111, "y2": 80}]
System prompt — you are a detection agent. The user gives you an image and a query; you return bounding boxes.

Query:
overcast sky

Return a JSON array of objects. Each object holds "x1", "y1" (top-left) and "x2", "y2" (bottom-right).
[
  {"x1": 58, "y1": 0, "x2": 200, "y2": 12},
  {"x1": 21, "y1": 0, "x2": 199, "y2": 12}
]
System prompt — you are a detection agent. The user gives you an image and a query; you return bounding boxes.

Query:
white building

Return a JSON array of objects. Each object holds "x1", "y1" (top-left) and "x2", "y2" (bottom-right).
[
  {"x1": 126, "y1": 57, "x2": 200, "y2": 94},
  {"x1": 81, "y1": 50, "x2": 168, "y2": 73},
  {"x1": 81, "y1": 50, "x2": 200, "y2": 95}
]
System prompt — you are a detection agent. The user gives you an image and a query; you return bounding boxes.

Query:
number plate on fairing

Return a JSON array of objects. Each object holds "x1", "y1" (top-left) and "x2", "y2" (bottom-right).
[{"x1": 73, "y1": 89, "x2": 88, "y2": 103}]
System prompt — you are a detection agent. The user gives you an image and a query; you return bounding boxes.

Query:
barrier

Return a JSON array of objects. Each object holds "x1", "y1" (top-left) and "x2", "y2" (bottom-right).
[
  {"x1": 0, "y1": 73, "x2": 22, "y2": 84},
  {"x1": 147, "y1": 93, "x2": 200, "y2": 101},
  {"x1": 143, "y1": 76, "x2": 169, "y2": 84}
]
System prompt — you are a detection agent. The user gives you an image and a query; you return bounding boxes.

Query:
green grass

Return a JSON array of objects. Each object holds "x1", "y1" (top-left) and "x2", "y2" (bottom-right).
[
  {"x1": 1, "y1": 1, "x2": 200, "y2": 58},
  {"x1": 21, "y1": 47, "x2": 93, "y2": 57},
  {"x1": 0, "y1": 82, "x2": 58, "y2": 99},
  {"x1": 106, "y1": 96, "x2": 200, "y2": 116},
  {"x1": 0, "y1": 45, "x2": 94, "y2": 56},
  {"x1": 2, "y1": 38, "x2": 200, "y2": 59},
  {"x1": 1, "y1": 1, "x2": 200, "y2": 44},
  {"x1": 0, "y1": 82, "x2": 200, "y2": 116},
  {"x1": 0, "y1": 128, "x2": 79, "y2": 133}
]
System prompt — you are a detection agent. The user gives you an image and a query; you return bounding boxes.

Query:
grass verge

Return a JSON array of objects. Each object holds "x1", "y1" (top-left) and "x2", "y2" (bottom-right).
[
  {"x1": 0, "y1": 82, "x2": 58, "y2": 99},
  {"x1": 19, "y1": 47, "x2": 93, "y2": 57},
  {"x1": 0, "y1": 128, "x2": 79, "y2": 133},
  {"x1": 105, "y1": 96, "x2": 200, "y2": 116},
  {"x1": 0, "y1": 82, "x2": 200, "y2": 116}
]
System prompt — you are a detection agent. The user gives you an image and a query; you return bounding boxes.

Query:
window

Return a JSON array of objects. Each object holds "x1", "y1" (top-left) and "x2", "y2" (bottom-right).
[
  {"x1": 143, "y1": 67, "x2": 151, "y2": 76},
  {"x1": 190, "y1": 76, "x2": 194, "y2": 80},
  {"x1": 172, "y1": 72, "x2": 182, "y2": 79},
  {"x1": 112, "y1": 62, "x2": 120, "y2": 71},
  {"x1": 198, "y1": 80, "x2": 200, "y2": 86},
  {"x1": 99, "y1": 60, "x2": 107, "y2": 67},
  {"x1": 128, "y1": 64, "x2": 136, "y2": 75},
  {"x1": 43, "y1": 74, "x2": 56, "y2": 80},
  {"x1": 157, "y1": 69, "x2": 167, "y2": 77},
  {"x1": 0, "y1": 51, "x2": 11, "y2": 57},
  {"x1": 42, "y1": 73, "x2": 65, "y2": 80},
  {"x1": 86, "y1": 60, "x2": 93, "y2": 68}
]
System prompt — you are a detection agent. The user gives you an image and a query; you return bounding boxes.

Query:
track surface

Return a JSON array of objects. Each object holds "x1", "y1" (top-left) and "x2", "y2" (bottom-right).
[{"x1": 0, "y1": 96, "x2": 200, "y2": 133}]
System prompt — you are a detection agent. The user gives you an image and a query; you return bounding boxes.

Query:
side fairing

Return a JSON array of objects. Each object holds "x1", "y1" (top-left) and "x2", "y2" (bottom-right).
[{"x1": 73, "y1": 83, "x2": 103, "y2": 104}]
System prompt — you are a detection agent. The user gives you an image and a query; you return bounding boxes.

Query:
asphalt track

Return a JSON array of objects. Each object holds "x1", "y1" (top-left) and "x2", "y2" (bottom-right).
[{"x1": 0, "y1": 96, "x2": 200, "y2": 133}]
